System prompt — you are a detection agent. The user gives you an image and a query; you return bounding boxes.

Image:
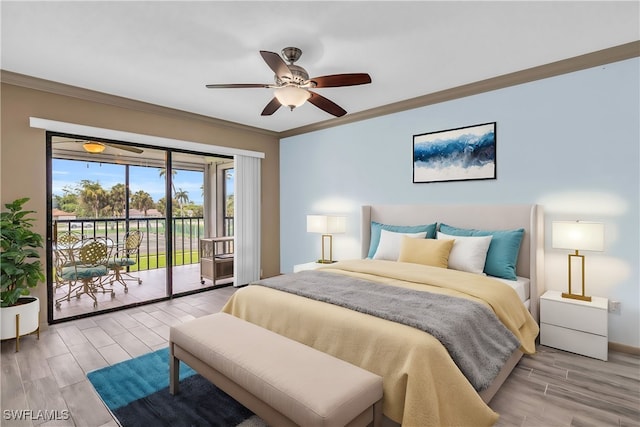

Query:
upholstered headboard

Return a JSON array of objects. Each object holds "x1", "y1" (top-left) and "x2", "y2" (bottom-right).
[{"x1": 360, "y1": 204, "x2": 545, "y2": 322}]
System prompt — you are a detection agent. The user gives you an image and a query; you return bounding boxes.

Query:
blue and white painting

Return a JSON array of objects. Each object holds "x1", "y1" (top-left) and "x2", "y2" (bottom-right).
[{"x1": 413, "y1": 122, "x2": 496, "y2": 183}]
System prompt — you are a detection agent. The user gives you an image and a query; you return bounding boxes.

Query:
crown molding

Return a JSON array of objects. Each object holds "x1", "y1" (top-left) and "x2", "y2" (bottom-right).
[
  {"x1": 3, "y1": 41, "x2": 638, "y2": 140},
  {"x1": 0, "y1": 70, "x2": 279, "y2": 138},
  {"x1": 279, "y1": 41, "x2": 640, "y2": 138}
]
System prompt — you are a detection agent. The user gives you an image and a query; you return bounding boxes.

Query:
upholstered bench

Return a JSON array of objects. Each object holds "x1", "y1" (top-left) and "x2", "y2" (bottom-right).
[{"x1": 169, "y1": 312, "x2": 383, "y2": 427}]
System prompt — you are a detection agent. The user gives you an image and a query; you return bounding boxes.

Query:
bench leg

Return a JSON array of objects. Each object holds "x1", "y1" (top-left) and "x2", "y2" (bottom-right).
[
  {"x1": 372, "y1": 399, "x2": 382, "y2": 427},
  {"x1": 169, "y1": 343, "x2": 180, "y2": 395}
]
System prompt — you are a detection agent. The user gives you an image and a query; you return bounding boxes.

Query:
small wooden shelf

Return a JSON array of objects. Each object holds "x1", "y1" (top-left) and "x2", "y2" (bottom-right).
[{"x1": 200, "y1": 237, "x2": 234, "y2": 285}]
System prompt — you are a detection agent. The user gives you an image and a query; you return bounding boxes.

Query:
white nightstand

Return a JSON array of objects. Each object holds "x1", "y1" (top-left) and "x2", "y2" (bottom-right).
[
  {"x1": 293, "y1": 261, "x2": 333, "y2": 273},
  {"x1": 540, "y1": 290, "x2": 608, "y2": 361}
]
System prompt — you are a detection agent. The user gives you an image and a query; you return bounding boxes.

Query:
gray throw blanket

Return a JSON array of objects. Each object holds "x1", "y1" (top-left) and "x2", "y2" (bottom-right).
[{"x1": 252, "y1": 270, "x2": 520, "y2": 391}]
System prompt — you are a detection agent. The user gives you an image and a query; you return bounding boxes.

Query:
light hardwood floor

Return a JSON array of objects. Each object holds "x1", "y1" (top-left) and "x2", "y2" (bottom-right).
[{"x1": 1, "y1": 287, "x2": 639, "y2": 427}]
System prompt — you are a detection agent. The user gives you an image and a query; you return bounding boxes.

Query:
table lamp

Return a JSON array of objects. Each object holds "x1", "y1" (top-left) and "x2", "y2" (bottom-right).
[
  {"x1": 306, "y1": 215, "x2": 346, "y2": 264},
  {"x1": 552, "y1": 221, "x2": 604, "y2": 302}
]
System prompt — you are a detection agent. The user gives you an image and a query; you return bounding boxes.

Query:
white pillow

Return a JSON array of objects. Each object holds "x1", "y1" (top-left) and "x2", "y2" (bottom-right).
[
  {"x1": 437, "y1": 231, "x2": 492, "y2": 274},
  {"x1": 373, "y1": 229, "x2": 427, "y2": 260}
]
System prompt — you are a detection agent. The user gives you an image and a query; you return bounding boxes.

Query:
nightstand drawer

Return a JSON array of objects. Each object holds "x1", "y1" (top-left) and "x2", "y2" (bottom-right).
[
  {"x1": 540, "y1": 298, "x2": 607, "y2": 336},
  {"x1": 540, "y1": 323, "x2": 608, "y2": 361}
]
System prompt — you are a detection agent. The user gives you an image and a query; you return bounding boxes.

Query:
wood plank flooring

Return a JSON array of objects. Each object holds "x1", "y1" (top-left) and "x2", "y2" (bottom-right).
[
  {"x1": 2, "y1": 287, "x2": 638, "y2": 427},
  {"x1": 490, "y1": 346, "x2": 639, "y2": 426}
]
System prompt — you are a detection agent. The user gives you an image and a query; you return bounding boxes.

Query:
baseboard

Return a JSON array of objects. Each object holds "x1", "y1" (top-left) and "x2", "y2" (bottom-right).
[{"x1": 609, "y1": 341, "x2": 640, "y2": 356}]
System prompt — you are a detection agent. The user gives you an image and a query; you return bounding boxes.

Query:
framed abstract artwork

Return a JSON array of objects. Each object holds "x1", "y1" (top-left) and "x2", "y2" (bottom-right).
[{"x1": 413, "y1": 122, "x2": 496, "y2": 183}]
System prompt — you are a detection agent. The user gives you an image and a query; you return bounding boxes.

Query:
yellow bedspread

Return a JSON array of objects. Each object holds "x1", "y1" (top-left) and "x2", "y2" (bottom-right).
[{"x1": 221, "y1": 259, "x2": 539, "y2": 427}]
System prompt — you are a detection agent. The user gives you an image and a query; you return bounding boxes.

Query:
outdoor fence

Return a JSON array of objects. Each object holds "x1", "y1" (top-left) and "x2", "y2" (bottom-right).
[{"x1": 53, "y1": 216, "x2": 233, "y2": 271}]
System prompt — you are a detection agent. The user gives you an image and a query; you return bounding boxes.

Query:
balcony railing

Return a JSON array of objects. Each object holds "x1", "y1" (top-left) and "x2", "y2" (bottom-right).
[{"x1": 53, "y1": 216, "x2": 233, "y2": 271}]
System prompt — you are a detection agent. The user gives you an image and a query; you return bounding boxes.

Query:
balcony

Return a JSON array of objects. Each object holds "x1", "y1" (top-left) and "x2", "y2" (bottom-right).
[{"x1": 51, "y1": 216, "x2": 234, "y2": 320}]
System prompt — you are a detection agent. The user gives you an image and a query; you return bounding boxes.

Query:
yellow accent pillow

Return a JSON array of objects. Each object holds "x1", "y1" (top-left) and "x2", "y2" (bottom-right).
[{"x1": 397, "y1": 236, "x2": 455, "y2": 268}]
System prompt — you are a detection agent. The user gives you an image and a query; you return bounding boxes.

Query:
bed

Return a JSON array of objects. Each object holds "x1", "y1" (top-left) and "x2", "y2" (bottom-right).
[{"x1": 222, "y1": 204, "x2": 544, "y2": 426}]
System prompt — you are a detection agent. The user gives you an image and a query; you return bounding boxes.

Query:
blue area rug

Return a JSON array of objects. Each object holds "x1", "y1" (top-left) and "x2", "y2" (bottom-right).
[{"x1": 87, "y1": 347, "x2": 263, "y2": 427}]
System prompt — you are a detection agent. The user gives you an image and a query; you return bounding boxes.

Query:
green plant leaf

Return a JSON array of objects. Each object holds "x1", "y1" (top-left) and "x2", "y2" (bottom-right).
[{"x1": 0, "y1": 197, "x2": 44, "y2": 306}]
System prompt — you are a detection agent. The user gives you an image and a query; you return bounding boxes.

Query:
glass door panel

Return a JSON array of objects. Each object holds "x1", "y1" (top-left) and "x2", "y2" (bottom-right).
[
  {"x1": 125, "y1": 147, "x2": 172, "y2": 302},
  {"x1": 50, "y1": 140, "x2": 170, "y2": 320},
  {"x1": 170, "y1": 152, "x2": 214, "y2": 295}
]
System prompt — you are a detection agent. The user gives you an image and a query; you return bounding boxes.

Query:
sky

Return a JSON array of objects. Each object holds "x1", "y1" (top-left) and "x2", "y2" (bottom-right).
[{"x1": 52, "y1": 159, "x2": 217, "y2": 205}]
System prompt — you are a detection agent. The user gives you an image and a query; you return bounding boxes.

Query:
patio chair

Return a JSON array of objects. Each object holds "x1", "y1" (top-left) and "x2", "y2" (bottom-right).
[
  {"x1": 53, "y1": 232, "x2": 82, "y2": 291},
  {"x1": 54, "y1": 237, "x2": 115, "y2": 309},
  {"x1": 56, "y1": 232, "x2": 81, "y2": 247},
  {"x1": 53, "y1": 241, "x2": 77, "y2": 300},
  {"x1": 107, "y1": 230, "x2": 143, "y2": 293}
]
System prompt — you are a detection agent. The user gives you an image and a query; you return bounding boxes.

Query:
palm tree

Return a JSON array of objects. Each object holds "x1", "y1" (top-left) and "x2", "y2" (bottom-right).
[
  {"x1": 174, "y1": 188, "x2": 190, "y2": 216},
  {"x1": 159, "y1": 167, "x2": 177, "y2": 197},
  {"x1": 226, "y1": 194, "x2": 234, "y2": 217},
  {"x1": 156, "y1": 197, "x2": 166, "y2": 216},
  {"x1": 78, "y1": 180, "x2": 107, "y2": 218},
  {"x1": 109, "y1": 183, "x2": 126, "y2": 217},
  {"x1": 131, "y1": 190, "x2": 154, "y2": 217}
]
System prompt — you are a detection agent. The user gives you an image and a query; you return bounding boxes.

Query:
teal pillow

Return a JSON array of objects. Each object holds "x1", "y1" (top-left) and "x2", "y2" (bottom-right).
[
  {"x1": 368, "y1": 222, "x2": 437, "y2": 258},
  {"x1": 438, "y1": 224, "x2": 524, "y2": 280}
]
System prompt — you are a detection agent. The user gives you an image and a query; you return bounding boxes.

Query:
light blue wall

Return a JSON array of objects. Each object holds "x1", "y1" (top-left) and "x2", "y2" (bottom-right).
[{"x1": 280, "y1": 58, "x2": 639, "y2": 347}]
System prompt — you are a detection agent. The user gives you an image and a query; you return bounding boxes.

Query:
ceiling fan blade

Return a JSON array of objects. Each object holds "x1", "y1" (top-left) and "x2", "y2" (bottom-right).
[
  {"x1": 307, "y1": 91, "x2": 347, "y2": 117},
  {"x1": 206, "y1": 83, "x2": 270, "y2": 89},
  {"x1": 105, "y1": 143, "x2": 144, "y2": 154},
  {"x1": 260, "y1": 50, "x2": 292, "y2": 79},
  {"x1": 310, "y1": 73, "x2": 371, "y2": 88},
  {"x1": 261, "y1": 97, "x2": 282, "y2": 116}
]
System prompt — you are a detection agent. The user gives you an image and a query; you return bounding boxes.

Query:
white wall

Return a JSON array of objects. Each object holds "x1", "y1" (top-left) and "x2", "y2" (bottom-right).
[{"x1": 280, "y1": 58, "x2": 639, "y2": 348}]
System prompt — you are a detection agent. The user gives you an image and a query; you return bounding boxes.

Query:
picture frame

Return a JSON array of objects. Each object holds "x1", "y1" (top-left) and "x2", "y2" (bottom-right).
[{"x1": 413, "y1": 122, "x2": 496, "y2": 183}]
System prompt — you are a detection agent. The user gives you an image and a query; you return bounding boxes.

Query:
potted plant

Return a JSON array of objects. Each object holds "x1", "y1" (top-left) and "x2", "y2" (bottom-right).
[{"x1": 1, "y1": 198, "x2": 45, "y2": 351}]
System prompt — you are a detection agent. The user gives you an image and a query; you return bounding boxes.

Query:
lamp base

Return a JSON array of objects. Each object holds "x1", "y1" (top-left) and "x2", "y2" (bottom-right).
[
  {"x1": 561, "y1": 292, "x2": 592, "y2": 302},
  {"x1": 316, "y1": 259, "x2": 337, "y2": 264}
]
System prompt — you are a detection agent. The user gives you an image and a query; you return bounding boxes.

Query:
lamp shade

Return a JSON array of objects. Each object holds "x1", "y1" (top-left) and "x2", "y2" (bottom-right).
[
  {"x1": 274, "y1": 86, "x2": 310, "y2": 109},
  {"x1": 552, "y1": 221, "x2": 604, "y2": 252},
  {"x1": 307, "y1": 215, "x2": 346, "y2": 234},
  {"x1": 83, "y1": 141, "x2": 106, "y2": 154}
]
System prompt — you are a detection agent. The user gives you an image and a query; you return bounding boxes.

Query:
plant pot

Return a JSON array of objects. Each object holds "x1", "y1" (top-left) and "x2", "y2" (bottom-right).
[{"x1": 1, "y1": 296, "x2": 40, "y2": 351}]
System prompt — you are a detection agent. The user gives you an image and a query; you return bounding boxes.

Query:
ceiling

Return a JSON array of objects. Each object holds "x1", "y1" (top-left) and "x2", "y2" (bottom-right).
[
  {"x1": 50, "y1": 135, "x2": 225, "y2": 167},
  {"x1": 2, "y1": 1, "x2": 638, "y2": 134}
]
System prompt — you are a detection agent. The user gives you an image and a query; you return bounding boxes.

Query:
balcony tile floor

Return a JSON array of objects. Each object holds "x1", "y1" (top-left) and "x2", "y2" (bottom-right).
[{"x1": 51, "y1": 264, "x2": 232, "y2": 321}]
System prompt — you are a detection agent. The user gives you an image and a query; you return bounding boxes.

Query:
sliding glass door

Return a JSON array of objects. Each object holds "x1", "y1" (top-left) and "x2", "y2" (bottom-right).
[
  {"x1": 170, "y1": 153, "x2": 211, "y2": 294},
  {"x1": 48, "y1": 134, "x2": 232, "y2": 322}
]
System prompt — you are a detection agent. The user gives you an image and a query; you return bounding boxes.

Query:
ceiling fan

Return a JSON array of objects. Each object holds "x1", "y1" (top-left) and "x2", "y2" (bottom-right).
[
  {"x1": 54, "y1": 139, "x2": 144, "y2": 154},
  {"x1": 206, "y1": 47, "x2": 372, "y2": 117}
]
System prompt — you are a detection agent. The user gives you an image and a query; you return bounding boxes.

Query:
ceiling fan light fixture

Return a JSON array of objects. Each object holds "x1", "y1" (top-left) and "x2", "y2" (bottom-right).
[
  {"x1": 83, "y1": 141, "x2": 106, "y2": 154},
  {"x1": 274, "y1": 86, "x2": 310, "y2": 110}
]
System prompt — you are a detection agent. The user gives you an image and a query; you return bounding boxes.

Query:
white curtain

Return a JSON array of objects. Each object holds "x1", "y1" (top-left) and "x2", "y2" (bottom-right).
[{"x1": 234, "y1": 155, "x2": 261, "y2": 286}]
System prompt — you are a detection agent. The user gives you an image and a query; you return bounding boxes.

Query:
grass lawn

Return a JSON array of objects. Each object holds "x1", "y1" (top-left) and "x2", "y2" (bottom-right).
[{"x1": 131, "y1": 250, "x2": 199, "y2": 270}]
